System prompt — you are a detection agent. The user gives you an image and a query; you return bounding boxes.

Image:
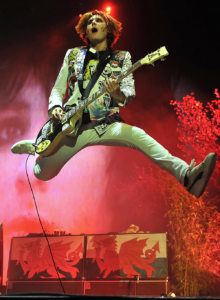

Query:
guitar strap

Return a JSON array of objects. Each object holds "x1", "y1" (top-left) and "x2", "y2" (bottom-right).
[{"x1": 78, "y1": 47, "x2": 113, "y2": 100}]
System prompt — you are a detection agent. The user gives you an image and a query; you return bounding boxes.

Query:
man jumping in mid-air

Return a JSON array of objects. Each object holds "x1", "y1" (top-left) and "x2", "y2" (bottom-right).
[{"x1": 11, "y1": 10, "x2": 216, "y2": 198}]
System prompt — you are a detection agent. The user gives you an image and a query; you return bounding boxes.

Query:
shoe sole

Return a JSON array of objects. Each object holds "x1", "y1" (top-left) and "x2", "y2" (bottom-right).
[{"x1": 189, "y1": 153, "x2": 217, "y2": 198}]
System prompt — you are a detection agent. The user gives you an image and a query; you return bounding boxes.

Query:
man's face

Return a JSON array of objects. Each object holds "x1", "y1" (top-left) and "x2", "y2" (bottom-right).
[{"x1": 86, "y1": 14, "x2": 108, "y2": 46}]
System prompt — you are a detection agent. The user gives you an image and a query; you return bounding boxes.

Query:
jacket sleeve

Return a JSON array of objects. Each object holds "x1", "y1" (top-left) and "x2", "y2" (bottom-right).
[
  {"x1": 118, "y1": 51, "x2": 136, "y2": 107},
  {"x1": 48, "y1": 49, "x2": 71, "y2": 117}
]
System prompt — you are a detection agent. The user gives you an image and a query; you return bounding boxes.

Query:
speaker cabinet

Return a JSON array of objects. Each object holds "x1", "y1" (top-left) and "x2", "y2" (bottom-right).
[
  {"x1": 6, "y1": 233, "x2": 169, "y2": 295},
  {"x1": 6, "y1": 280, "x2": 169, "y2": 296},
  {"x1": 6, "y1": 280, "x2": 82, "y2": 294},
  {"x1": 84, "y1": 280, "x2": 169, "y2": 296}
]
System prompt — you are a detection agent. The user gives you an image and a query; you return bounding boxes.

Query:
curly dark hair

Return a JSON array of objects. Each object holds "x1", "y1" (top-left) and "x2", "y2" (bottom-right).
[{"x1": 75, "y1": 10, "x2": 122, "y2": 47}]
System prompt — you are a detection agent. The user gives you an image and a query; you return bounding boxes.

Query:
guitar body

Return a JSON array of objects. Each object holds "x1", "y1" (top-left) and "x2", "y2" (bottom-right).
[{"x1": 35, "y1": 107, "x2": 83, "y2": 157}]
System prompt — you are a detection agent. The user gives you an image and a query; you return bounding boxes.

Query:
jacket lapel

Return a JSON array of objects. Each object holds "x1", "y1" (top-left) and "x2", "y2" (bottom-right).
[{"x1": 75, "y1": 47, "x2": 87, "y2": 81}]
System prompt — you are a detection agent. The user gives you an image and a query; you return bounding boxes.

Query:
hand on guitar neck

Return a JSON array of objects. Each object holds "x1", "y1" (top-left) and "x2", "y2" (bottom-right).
[
  {"x1": 102, "y1": 75, "x2": 126, "y2": 104},
  {"x1": 51, "y1": 107, "x2": 66, "y2": 122}
]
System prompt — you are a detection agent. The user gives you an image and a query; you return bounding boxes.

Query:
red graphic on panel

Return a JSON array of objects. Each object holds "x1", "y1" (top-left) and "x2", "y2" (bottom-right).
[
  {"x1": 16, "y1": 238, "x2": 82, "y2": 278},
  {"x1": 90, "y1": 236, "x2": 159, "y2": 278}
]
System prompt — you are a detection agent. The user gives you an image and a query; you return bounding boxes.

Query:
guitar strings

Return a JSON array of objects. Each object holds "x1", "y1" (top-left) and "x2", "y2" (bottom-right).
[{"x1": 25, "y1": 153, "x2": 66, "y2": 293}]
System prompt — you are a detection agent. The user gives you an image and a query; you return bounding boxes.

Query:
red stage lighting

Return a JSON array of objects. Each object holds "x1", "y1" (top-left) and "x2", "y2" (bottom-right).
[{"x1": 106, "y1": 7, "x2": 111, "y2": 14}]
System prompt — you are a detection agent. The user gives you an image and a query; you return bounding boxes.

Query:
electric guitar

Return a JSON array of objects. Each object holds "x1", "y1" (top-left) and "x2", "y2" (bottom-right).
[{"x1": 35, "y1": 46, "x2": 169, "y2": 157}]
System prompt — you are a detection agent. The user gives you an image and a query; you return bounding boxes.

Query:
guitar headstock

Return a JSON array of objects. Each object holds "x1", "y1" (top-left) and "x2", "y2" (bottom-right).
[{"x1": 141, "y1": 46, "x2": 169, "y2": 66}]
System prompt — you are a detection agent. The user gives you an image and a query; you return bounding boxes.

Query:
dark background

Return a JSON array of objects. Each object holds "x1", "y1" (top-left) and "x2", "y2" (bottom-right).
[{"x1": 1, "y1": 0, "x2": 219, "y2": 90}]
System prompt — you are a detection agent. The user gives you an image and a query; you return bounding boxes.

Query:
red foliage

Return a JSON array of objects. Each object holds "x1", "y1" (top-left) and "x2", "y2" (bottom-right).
[{"x1": 170, "y1": 90, "x2": 220, "y2": 187}]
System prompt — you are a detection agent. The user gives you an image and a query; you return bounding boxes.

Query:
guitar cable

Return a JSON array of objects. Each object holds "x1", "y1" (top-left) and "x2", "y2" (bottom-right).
[{"x1": 25, "y1": 153, "x2": 66, "y2": 294}]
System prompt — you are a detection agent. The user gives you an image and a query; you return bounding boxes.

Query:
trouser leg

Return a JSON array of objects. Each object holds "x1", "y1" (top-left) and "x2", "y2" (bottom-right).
[
  {"x1": 34, "y1": 122, "x2": 189, "y2": 184},
  {"x1": 91, "y1": 123, "x2": 189, "y2": 185}
]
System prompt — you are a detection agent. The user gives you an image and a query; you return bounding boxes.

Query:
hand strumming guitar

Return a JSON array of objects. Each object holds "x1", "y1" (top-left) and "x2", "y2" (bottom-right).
[{"x1": 102, "y1": 75, "x2": 126, "y2": 104}]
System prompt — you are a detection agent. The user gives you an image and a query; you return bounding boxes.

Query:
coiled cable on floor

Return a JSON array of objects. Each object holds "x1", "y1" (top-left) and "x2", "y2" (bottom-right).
[{"x1": 25, "y1": 153, "x2": 65, "y2": 293}]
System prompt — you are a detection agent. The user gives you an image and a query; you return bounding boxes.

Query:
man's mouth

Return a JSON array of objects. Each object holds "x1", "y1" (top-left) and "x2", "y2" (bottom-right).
[{"x1": 92, "y1": 28, "x2": 98, "y2": 33}]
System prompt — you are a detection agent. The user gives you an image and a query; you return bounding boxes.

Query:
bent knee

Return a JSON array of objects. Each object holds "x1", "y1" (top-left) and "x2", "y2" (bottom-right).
[
  {"x1": 33, "y1": 162, "x2": 58, "y2": 181},
  {"x1": 33, "y1": 172, "x2": 54, "y2": 181}
]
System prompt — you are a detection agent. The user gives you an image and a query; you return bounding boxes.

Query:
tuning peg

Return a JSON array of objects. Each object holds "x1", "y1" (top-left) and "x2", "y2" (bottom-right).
[
  {"x1": 151, "y1": 63, "x2": 155, "y2": 66},
  {"x1": 161, "y1": 58, "x2": 166, "y2": 61}
]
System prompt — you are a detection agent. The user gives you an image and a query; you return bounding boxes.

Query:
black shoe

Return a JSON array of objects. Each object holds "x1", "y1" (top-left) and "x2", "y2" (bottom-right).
[{"x1": 186, "y1": 153, "x2": 216, "y2": 198}]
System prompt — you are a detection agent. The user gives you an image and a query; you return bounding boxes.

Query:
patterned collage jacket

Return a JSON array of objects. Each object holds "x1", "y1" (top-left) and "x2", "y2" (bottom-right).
[{"x1": 48, "y1": 46, "x2": 136, "y2": 135}]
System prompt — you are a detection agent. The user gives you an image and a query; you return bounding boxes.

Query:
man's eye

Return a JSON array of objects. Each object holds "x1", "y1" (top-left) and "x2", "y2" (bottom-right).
[
  {"x1": 88, "y1": 18, "x2": 103, "y2": 24},
  {"x1": 0, "y1": 116, "x2": 29, "y2": 147}
]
